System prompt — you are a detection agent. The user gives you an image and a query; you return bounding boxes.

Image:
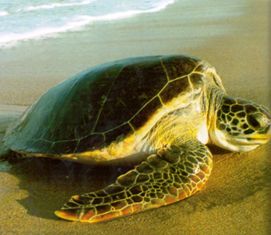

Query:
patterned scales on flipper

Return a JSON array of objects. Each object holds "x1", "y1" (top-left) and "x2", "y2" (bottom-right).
[
  {"x1": 55, "y1": 141, "x2": 213, "y2": 223},
  {"x1": 4, "y1": 55, "x2": 199, "y2": 155}
]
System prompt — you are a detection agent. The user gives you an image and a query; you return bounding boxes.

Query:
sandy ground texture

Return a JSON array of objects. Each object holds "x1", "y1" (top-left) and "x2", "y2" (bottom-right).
[{"x1": 0, "y1": 0, "x2": 270, "y2": 234}]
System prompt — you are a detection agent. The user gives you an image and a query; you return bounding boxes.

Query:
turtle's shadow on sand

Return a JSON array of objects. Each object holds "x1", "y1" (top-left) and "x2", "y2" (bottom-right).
[
  {"x1": 7, "y1": 157, "x2": 133, "y2": 221},
  {"x1": 5, "y1": 144, "x2": 270, "y2": 221}
]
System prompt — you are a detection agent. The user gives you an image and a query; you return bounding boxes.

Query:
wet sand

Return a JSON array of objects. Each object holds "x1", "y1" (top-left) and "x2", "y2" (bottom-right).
[{"x1": 0, "y1": 0, "x2": 270, "y2": 234}]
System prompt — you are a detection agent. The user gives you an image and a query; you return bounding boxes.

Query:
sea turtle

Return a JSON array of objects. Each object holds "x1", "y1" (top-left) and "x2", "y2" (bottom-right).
[{"x1": 2, "y1": 55, "x2": 271, "y2": 223}]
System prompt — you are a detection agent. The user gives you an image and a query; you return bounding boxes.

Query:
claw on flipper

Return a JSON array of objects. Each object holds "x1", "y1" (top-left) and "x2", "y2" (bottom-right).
[{"x1": 55, "y1": 210, "x2": 80, "y2": 222}]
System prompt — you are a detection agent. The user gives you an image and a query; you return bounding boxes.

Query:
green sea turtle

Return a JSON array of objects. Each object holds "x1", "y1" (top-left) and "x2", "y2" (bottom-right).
[{"x1": 2, "y1": 55, "x2": 271, "y2": 223}]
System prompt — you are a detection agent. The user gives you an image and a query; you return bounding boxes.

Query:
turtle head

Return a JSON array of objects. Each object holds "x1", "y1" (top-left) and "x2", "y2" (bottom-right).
[{"x1": 210, "y1": 96, "x2": 271, "y2": 152}]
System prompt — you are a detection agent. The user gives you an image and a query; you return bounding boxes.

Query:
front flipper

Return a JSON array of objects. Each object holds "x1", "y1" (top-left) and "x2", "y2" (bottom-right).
[{"x1": 55, "y1": 141, "x2": 213, "y2": 223}]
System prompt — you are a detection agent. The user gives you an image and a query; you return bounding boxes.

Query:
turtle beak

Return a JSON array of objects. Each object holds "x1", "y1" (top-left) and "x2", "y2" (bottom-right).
[
  {"x1": 248, "y1": 133, "x2": 271, "y2": 142},
  {"x1": 236, "y1": 132, "x2": 271, "y2": 146}
]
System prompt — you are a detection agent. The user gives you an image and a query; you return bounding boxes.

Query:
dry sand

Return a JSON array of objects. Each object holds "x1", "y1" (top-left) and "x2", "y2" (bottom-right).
[{"x1": 0, "y1": 0, "x2": 270, "y2": 234}]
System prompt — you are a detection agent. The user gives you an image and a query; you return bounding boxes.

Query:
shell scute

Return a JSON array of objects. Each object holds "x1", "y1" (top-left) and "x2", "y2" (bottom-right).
[
  {"x1": 162, "y1": 56, "x2": 198, "y2": 80},
  {"x1": 160, "y1": 76, "x2": 191, "y2": 103},
  {"x1": 189, "y1": 73, "x2": 204, "y2": 89},
  {"x1": 94, "y1": 59, "x2": 167, "y2": 132},
  {"x1": 130, "y1": 97, "x2": 162, "y2": 129},
  {"x1": 53, "y1": 140, "x2": 78, "y2": 154},
  {"x1": 77, "y1": 134, "x2": 105, "y2": 152},
  {"x1": 104, "y1": 124, "x2": 132, "y2": 145}
]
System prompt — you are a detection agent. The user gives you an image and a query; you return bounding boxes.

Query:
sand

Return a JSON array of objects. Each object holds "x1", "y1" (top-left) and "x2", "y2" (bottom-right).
[{"x1": 0, "y1": 0, "x2": 270, "y2": 234}]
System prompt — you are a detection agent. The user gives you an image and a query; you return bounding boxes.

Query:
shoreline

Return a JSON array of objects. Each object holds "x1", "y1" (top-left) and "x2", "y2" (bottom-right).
[{"x1": 0, "y1": 0, "x2": 261, "y2": 106}]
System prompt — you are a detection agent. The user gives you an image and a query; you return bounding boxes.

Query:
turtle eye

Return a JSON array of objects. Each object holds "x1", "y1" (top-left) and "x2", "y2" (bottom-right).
[
  {"x1": 247, "y1": 115, "x2": 261, "y2": 129},
  {"x1": 247, "y1": 113, "x2": 270, "y2": 131}
]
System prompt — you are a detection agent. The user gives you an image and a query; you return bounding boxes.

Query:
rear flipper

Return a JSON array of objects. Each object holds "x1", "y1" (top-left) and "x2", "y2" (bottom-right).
[{"x1": 55, "y1": 140, "x2": 213, "y2": 223}]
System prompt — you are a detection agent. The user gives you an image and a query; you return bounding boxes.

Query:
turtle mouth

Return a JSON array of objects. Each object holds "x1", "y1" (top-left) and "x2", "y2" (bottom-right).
[{"x1": 235, "y1": 133, "x2": 271, "y2": 145}]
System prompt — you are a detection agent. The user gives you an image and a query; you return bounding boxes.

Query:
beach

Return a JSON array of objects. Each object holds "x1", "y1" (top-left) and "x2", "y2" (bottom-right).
[{"x1": 0, "y1": 0, "x2": 270, "y2": 234}]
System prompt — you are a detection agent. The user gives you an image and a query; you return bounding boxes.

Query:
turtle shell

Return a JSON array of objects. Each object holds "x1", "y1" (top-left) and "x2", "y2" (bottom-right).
[{"x1": 4, "y1": 55, "x2": 201, "y2": 155}]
